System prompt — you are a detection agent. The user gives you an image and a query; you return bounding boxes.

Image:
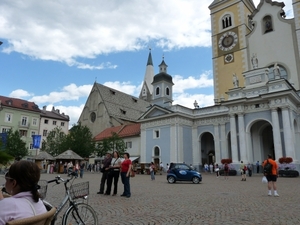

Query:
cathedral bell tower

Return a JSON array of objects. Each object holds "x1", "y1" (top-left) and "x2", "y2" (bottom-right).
[
  {"x1": 151, "y1": 57, "x2": 174, "y2": 107},
  {"x1": 209, "y1": 0, "x2": 256, "y2": 101}
]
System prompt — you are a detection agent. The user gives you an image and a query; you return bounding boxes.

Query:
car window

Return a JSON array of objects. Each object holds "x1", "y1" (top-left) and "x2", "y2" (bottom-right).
[{"x1": 175, "y1": 164, "x2": 189, "y2": 170}]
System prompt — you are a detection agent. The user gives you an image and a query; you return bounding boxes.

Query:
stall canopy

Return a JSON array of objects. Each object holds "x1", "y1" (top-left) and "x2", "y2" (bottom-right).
[
  {"x1": 55, "y1": 149, "x2": 83, "y2": 160},
  {"x1": 35, "y1": 151, "x2": 55, "y2": 161}
]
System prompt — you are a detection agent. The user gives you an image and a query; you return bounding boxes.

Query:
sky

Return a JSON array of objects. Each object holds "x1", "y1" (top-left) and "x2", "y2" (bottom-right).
[{"x1": 0, "y1": 0, "x2": 294, "y2": 128}]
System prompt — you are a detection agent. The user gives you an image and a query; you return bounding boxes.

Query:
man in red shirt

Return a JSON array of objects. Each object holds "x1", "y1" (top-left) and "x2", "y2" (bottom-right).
[{"x1": 263, "y1": 154, "x2": 279, "y2": 197}]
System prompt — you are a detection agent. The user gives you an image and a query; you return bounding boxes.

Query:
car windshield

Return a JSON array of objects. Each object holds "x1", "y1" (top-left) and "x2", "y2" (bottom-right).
[{"x1": 175, "y1": 164, "x2": 190, "y2": 170}]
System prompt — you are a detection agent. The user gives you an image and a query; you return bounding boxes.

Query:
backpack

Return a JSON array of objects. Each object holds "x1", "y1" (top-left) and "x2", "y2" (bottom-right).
[
  {"x1": 264, "y1": 160, "x2": 273, "y2": 175},
  {"x1": 244, "y1": 165, "x2": 247, "y2": 171}
]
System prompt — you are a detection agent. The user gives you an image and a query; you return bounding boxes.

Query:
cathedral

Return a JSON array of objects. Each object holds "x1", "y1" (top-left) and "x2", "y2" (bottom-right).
[{"x1": 79, "y1": 0, "x2": 300, "y2": 171}]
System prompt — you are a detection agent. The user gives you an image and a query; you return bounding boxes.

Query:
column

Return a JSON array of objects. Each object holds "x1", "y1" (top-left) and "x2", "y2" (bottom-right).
[
  {"x1": 192, "y1": 126, "x2": 200, "y2": 169},
  {"x1": 238, "y1": 113, "x2": 247, "y2": 162},
  {"x1": 282, "y1": 107, "x2": 295, "y2": 159},
  {"x1": 214, "y1": 124, "x2": 221, "y2": 163},
  {"x1": 220, "y1": 123, "x2": 227, "y2": 158},
  {"x1": 230, "y1": 114, "x2": 239, "y2": 162},
  {"x1": 271, "y1": 108, "x2": 283, "y2": 159}
]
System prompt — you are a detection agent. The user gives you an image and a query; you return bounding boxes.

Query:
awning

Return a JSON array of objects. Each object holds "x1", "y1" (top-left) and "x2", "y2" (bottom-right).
[{"x1": 129, "y1": 157, "x2": 139, "y2": 162}]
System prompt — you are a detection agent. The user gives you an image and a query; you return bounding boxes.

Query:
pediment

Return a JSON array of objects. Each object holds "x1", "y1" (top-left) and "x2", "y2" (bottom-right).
[{"x1": 139, "y1": 105, "x2": 173, "y2": 120}]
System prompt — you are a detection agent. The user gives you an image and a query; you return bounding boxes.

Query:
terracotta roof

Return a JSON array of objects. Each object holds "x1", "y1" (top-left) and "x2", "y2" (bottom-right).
[
  {"x1": 94, "y1": 123, "x2": 140, "y2": 141},
  {"x1": 0, "y1": 95, "x2": 40, "y2": 112}
]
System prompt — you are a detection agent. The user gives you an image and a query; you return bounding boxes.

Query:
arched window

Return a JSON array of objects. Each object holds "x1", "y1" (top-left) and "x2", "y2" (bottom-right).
[
  {"x1": 154, "y1": 147, "x2": 160, "y2": 156},
  {"x1": 267, "y1": 64, "x2": 287, "y2": 80},
  {"x1": 156, "y1": 87, "x2": 160, "y2": 95},
  {"x1": 222, "y1": 14, "x2": 232, "y2": 29},
  {"x1": 263, "y1": 15, "x2": 273, "y2": 33},
  {"x1": 166, "y1": 87, "x2": 170, "y2": 95}
]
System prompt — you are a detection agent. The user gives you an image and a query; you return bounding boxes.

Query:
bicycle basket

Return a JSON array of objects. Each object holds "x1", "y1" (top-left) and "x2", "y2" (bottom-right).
[
  {"x1": 38, "y1": 180, "x2": 48, "y2": 200},
  {"x1": 70, "y1": 181, "x2": 89, "y2": 199}
]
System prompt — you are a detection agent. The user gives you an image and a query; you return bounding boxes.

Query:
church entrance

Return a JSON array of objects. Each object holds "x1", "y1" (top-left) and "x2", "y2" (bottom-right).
[
  {"x1": 200, "y1": 132, "x2": 215, "y2": 166},
  {"x1": 249, "y1": 120, "x2": 274, "y2": 163}
]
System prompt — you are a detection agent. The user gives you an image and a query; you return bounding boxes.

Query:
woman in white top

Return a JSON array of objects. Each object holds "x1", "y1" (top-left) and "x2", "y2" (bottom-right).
[
  {"x1": 105, "y1": 151, "x2": 122, "y2": 196},
  {"x1": 0, "y1": 160, "x2": 47, "y2": 224}
]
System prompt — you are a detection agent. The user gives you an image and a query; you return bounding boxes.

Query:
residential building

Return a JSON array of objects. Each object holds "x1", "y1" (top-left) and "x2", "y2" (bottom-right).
[
  {"x1": 0, "y1": 95, "x2": 41, "y2": 156},
  {"x1": 39, "y1": 106, "x2": 70, "y2": 150}
]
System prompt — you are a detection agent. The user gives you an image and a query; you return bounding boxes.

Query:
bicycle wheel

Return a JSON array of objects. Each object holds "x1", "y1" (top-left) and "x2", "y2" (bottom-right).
[{"x1": 62, "y1": 203, "x2": 98, "y2": 225}]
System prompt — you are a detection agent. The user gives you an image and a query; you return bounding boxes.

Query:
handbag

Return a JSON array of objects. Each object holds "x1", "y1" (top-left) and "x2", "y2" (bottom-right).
[
  {"x1": 215, "y1": 168, "x2": 219, "y2": 172},
  {"x1": 108, "y1": 158, "x2": 119, "y2": 176},
  {"x1": 130, "y1": 170, "x2": 135, "y2": 177}
]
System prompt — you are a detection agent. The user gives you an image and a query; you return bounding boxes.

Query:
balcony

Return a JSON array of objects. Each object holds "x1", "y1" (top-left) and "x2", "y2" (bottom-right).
[{"x1": 18, "y1": 121, "x2": 30, "y2": 129}]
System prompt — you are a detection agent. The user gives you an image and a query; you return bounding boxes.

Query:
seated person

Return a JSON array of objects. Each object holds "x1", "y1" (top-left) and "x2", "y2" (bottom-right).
[{"x1": 0, "y1": 160, "x2": 47, "y2": 224}]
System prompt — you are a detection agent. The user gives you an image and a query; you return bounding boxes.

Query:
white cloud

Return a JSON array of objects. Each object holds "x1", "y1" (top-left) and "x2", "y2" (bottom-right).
[
  {"x1": 9, "y1": 89, "x2": 33, "y2": 98},
  {"x1": 26, "y1": 83, "x2": 92, "y2": 105},
  {"x1": 0, "y1": 0, "x2": 212, "y2": 69},
  {"x1": 173, "y1": 93, "x2": 214, "y2": 108},
  {"x1": 45, "y1": 104, "x2": 84, "y2": 128},
  {"x1": 173, "y1": 72, "x2": 213, "y2": 94}
]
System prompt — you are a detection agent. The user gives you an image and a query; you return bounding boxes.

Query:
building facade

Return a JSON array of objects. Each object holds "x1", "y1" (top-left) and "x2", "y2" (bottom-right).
[
  {"x1": 139, "y1": 0, "x2": 300, "y2": 171},
  {"x1": 0, "y1": 96, "x2": 70, "y2": 158}
]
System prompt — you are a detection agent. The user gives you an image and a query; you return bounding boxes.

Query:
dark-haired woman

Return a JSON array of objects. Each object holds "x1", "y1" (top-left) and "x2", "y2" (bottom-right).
[
  {"x1": 106, "y1": 151, "x2": 122, "y2": 196},
  {"x1": 0, "y1": 160, "x2": 47, "y2": 224},
  {"x1": 120, "y1": 152, "x2": 132, "y2": 198}
]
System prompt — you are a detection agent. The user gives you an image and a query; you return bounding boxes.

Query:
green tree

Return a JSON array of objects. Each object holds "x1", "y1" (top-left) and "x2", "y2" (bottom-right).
[
  {"x1": 41, "y1": 127, "x2": 67, "y2": 156},
  {"x1": 66, "y1": 123, "x2": 96, "y2": 158},
  {"x1": 95, "y1": 132, "x2": 126, "y2": 157},
  {"x1": 5, "y1": 129, "x2": 28, "y2": 160}
]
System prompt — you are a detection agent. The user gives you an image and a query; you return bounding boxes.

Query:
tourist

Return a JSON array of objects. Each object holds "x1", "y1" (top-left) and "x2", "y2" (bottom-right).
[
  {"x1": 106, "y1": 151, "x2": 121, "y2": 196},
  {"x1": 263, "y1": 154, "x2": 279, "y2": 197},
  {"x1": 0, "y1": 161, "x2": 47, "y2": 224},
  {"x1": 97, "y1": 152, "x2": 112, "y2": 194},
  {"x1": 120, "y1": 152, "x2": 132, "y2": 198}
]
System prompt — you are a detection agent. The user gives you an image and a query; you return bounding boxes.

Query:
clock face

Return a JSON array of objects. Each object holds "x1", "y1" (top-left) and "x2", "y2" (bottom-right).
[{"x1": 218, "y1": 31, "x2": 238, "y2": 51}]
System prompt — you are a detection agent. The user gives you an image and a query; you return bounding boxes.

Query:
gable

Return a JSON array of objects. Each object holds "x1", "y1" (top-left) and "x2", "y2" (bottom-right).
[{"x1": 139, "y1": 105, "x2": 173, "y2": 119}]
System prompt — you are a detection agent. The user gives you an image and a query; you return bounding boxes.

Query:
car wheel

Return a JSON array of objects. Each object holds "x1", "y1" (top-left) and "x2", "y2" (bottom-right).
[
  {"x1": 167, "y1": 176, "x2": 176, "y2": 183},
  {"x1": 192, "y1": 176, "x2": 200, "y2": 184}
]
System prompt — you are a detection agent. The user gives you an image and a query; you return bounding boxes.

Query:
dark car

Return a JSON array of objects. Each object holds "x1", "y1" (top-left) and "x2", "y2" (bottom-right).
[{"x1": 167, "y1": 163, "x2": 202, "y2": 184}]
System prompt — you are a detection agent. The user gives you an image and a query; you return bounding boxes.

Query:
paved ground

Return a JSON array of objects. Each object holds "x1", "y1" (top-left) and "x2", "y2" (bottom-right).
[{"x1": 2, "y1": 171, "x2": 300, "y2": 225}]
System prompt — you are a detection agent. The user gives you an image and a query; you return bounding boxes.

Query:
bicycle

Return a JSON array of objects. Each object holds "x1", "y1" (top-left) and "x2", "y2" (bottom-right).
[{"x1": 39, "y1": 171, "x2": 98, "y2": 225}]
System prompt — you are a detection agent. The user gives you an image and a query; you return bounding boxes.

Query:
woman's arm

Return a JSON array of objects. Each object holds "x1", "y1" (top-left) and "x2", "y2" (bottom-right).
[{"x1": 126, "y1": 164, "x2": 132, "y2": 177}]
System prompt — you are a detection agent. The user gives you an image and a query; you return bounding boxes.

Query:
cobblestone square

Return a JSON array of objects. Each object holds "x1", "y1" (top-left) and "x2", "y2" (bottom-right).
[{"x1": 2, "y1": 172, "x2": 300, "y2": 224}]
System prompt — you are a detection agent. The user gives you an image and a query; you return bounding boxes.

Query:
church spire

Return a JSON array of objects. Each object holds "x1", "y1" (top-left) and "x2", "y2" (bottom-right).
[
  {"x1": 139, "y1": 48, "x2": 155, "y2": 102},
  {"x1": 147, "y1": 48, "x2": 153, "y2": 66}
]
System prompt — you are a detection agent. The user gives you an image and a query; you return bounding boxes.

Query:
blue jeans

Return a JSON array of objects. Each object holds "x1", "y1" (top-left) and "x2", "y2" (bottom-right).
[
  {"x1": 121, "y1": 172, "x2": 131, "y2": 196},
  {"x1": 150, "y1": 171, "x2": 155, "y2": 180}
]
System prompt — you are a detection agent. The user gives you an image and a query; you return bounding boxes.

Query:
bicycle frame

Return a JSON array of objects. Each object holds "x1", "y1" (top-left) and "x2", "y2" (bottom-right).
[{"x1": 43, "y1": 174, "x2": 88, "y2": 225}]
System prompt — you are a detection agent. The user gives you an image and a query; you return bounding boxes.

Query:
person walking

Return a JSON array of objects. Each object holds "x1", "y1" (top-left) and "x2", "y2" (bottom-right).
[
  {"x1": 223, "y1": 163, "x2": 229, "y2": 180},
  {"x1": 150, "y1": 162, "x2": 155, "y2": 181},
  {"x1": 263, "y1": 154, "x2": 279, "y2": 197},
  {"x1": 240, "y1": 161, "x2": 246, "y2": 181},
  {"x1": 209, "y1": 163, "x2": 213, "y2": 174},
  {"x1": 106, "y1": 151, "x2": 121, "y2": 196},
  {"x1": 79, "y1": 162, "x2": 85, "y2": 178},
  {"x1": 256, "y1": 161, "x2": 260, "y2": 173},
  {"x1": 247, "y1": 163, "x2": 252, "y2": 177},
  {"x1": 120, "y1": 152, "x2": 132, "y2": 198},
  {"x1": 215, "y1": 163, "x2": 220, "y2": 178},
  {"x1": 204, "y1": 163, "x2": 208, "y2": 173},
  {"x1": 160, "y1": 162, "x2": 164, "y2": 174},
  {"x1": 97, "y1": 152, "x2": 112, "y2": 194},
  {"x1": 63, "y1": 162, "x2": 67, "y2": 174}
]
